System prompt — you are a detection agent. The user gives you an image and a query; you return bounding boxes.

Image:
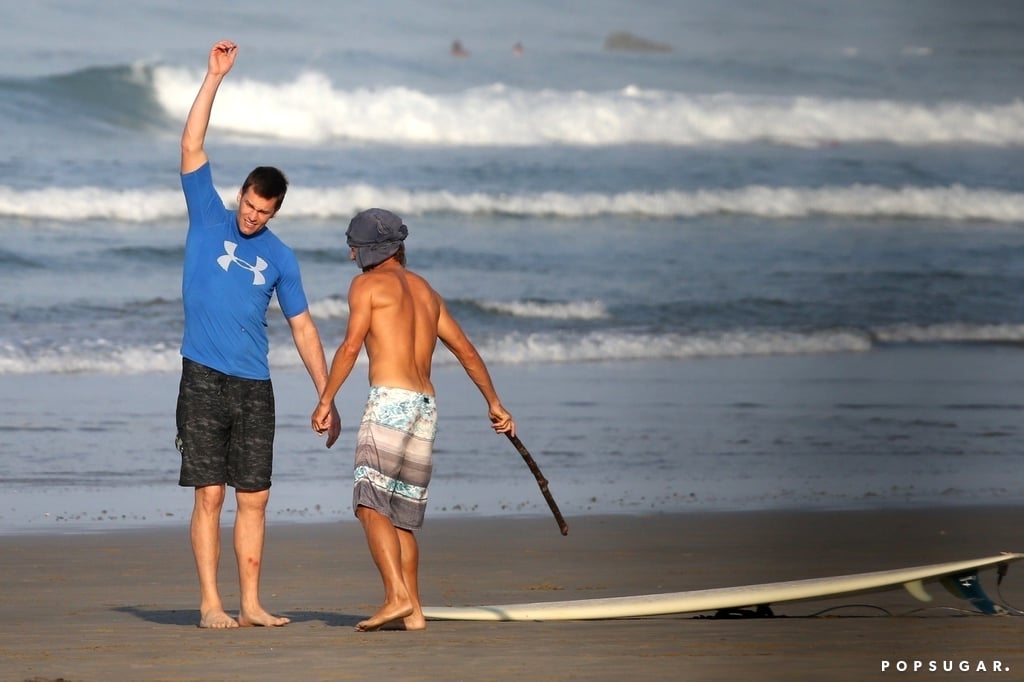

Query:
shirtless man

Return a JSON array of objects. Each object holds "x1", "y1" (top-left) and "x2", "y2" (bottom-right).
[
  {"x1": 311, "y1": 208, "x2": 514, "y2": 631},
  {"x1": 177, "y1": 40, "x2": 340, "y2": 629}
]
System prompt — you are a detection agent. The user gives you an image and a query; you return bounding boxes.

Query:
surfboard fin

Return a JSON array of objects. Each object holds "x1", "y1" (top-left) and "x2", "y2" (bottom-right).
[
  {"x1": 940, "y1": 571, "x2": 1007, "y2": 615},
  {"x1": 902, "y1": 579, "x2": 932, "y2": 603}
]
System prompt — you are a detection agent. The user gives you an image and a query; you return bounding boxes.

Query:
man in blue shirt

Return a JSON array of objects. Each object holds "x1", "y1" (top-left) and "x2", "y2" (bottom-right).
[{"x1": 176, "y1": 39, "x2": 340, "y2": 629}]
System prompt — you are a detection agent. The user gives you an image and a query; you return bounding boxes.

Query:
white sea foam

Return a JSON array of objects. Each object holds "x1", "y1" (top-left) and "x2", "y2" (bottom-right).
[
  {"x1": 8, "y1": 325, "x2": 1024, "y2": 376},
  {"x1": 476, "y1": 329, "x2": 873, "y2": 365},
  {"x1": 477, "y1": 300, "x2": 610, "y2": 320},
  {"x1": 307, "y1": 296, "x2": 349, "y2": 320},
  {"x1": 0, "y1": 341, "x2": 182, "y2": 376},
  {"x1": 150, "y1": 67, "x2": 1024, "y2": 148},
  {"x1": 874, "y1": 323, "x2": 1024, "y2": 344},
  {"x1": 4, "y1": 184, "x2": 1024, "y2": 224}
]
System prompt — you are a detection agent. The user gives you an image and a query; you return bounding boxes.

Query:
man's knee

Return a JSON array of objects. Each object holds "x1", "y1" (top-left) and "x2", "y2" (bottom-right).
[
  {"x1": 355, "y1": 504, "x2": 390, "y2": 526},
  {"x1": 195, "y1": 484, "x2": 227, "y2": 512},
  {"x1": 235, "y1": 488, "x2": 270, "y2": 513}
]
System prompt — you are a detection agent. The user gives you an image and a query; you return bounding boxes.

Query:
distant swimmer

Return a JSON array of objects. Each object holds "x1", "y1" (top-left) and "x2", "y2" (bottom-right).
[
  {"x1": 450, "y1": 39, "x2": 469, "y2": 57},
  {"x1": 513, "y1": 41, "x2": 523, "y2": 57},
  {"x1": 603, "y1": 31, "x2": 672, "y2": 53}
]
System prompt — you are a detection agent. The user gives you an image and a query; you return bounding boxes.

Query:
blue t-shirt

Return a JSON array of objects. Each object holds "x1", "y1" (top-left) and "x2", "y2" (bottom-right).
[{"x1": 180, "y1": 162, "x2": 308, "y2": 380}]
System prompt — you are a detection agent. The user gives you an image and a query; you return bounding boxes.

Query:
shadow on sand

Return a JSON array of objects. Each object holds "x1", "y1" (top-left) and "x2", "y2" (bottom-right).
[{"x1": 114, "y1": 606, "x2": 363, "y2": 627}]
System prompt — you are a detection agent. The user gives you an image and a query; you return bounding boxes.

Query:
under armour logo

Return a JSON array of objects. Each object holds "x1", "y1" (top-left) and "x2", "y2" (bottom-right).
[{"x1": 217, "y1": 241, "x2": 268, "y2": 285}]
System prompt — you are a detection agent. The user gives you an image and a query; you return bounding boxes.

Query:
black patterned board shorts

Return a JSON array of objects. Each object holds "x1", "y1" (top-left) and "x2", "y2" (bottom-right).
[{"x1": 175, "y1": 358, "x2": 275, "y2": 492}]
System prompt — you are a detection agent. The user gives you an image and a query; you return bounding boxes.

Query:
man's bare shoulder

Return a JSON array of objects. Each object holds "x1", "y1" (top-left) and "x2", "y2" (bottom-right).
[
  {"x1": 403, "y1": 267, "x2": 437, "y2": 288},
  {"x1": 372, "y1": 264, "x2": 438, "y2": 291},
  {"x1": 349, "y1": 265, "x2": 440, "y2": 299},
  {"x1": 350, "y1": 267, "x2": 398, "y2": 286},
  {"x1": 406, "y1": 268, "x2": 446, "y2": 304}
]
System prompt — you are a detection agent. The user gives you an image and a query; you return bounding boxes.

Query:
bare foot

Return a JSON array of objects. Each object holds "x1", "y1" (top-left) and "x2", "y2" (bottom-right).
[
  {"x1": 354, "y1": 602, "x2": 414, "y2": 632},
  {"x1": 380, "y1": 613, "x2": 427, "y2": 631},
  {"x1": 199, "y1": 609, "x2": 239, "y2": 629},
  {"x1": 238, "y1": 607, "x2": 290, "y2": 627}
]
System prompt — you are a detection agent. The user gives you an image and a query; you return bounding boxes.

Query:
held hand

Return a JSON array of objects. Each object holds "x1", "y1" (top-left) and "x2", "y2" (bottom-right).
[
  {"x1": 311, "y1": 402, "x2": 332, "y2": 436},
  {"x1": 325, "y1": 403, "x2": 341, "y2": 448},
  {"x1": 208, "y1": 40, "x2": 238, "y2": 76}
]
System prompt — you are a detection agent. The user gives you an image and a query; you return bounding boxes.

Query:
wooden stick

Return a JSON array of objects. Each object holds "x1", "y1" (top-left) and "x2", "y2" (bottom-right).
[{"x1": 505, "y1": 432, "x2": 569, "y2": 536}]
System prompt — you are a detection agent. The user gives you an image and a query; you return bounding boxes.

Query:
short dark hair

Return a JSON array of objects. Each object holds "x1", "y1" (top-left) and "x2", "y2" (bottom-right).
[{"x1": 241, "y1": 166, "x2": 288, "y2": 211}]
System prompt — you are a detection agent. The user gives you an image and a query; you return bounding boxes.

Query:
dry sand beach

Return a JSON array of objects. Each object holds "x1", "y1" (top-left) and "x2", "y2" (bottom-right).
[{"x1": 5, "y1": 507, "x2": 1024, "y2": 681}]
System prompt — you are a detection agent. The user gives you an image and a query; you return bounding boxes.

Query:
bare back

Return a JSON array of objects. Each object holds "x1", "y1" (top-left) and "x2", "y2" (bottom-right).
[
  {"x1": 358, "y1": 262, "x2": 441, "y2": 395},
  {"x1": 315, "y1": 247, "x2": 513, "y2": 440}
]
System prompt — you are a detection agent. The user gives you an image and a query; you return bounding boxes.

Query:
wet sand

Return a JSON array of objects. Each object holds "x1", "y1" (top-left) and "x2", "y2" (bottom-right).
[{"x1": 4, "y1": 507, "x2": 1024, "y2": 681}]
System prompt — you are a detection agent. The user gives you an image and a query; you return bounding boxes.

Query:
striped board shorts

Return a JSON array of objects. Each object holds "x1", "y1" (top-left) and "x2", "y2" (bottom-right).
[{"x1": 353, "y1": 386, "x2": 438, "y2": 530}]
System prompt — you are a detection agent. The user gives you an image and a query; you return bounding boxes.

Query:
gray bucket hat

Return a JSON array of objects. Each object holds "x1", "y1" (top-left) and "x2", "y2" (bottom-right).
[{"x1": 345, "y1": 208, "x2": 408, "y2": 269}]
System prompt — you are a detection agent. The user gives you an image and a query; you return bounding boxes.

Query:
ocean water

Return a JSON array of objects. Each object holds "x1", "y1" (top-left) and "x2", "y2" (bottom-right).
[{"x1": 2, "y1": 0, "x2": 1024, "y2": 533}]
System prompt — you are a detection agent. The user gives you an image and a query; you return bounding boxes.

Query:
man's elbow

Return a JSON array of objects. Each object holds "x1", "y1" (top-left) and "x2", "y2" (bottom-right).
[
  {"x1": 181, "y1": 134, "x2": 202, "y2": 155},
  {"x1": 451, "y1": 343, "x2": 483, "y2": 367},
  {"x1": 337, "y1": 339, "x2": 363, "y2": 362},
  {"x1": 180, "y1": 139, "x2": 207, "y2": 169}
]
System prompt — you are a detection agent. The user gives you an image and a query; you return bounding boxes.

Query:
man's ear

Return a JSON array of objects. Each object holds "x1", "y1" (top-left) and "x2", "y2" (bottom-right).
[{"x1": 236, "y1": 190, "x2": 242, "y2": 207}]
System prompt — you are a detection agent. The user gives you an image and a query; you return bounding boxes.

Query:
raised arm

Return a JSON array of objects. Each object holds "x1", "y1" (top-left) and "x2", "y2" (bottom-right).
[
  {"x1": 181, "y1": 40, "x2": 237, "y2": 175},
  {"x1": 436, "y1": 297, "x2": 515, "y2": 435}
]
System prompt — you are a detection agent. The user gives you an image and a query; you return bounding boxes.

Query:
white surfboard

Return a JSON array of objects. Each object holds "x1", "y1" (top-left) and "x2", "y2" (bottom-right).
[{"x1": 422, "y1": 552, "x2": 1024, "y2": 621}]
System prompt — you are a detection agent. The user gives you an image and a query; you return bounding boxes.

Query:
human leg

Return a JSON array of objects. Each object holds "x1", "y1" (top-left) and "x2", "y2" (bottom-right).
[
  {"x1": 191, "y1": 484, "x2": 237, "y2": 628},
  {"x1": 235, "y1": 489, "x2": 289, "y2": 627},
  {"x1": 395, "y1": 527, "x2": 426, "y2": 630},
  {"x1": 216, "y1": 371, "x2": 284, "y2": 627},
  {"x1": 177, "y1": 360, "x2": 237, "y2": 628},
  {"x1": 354, "y1": 505, "x2": 414, "y2": 631},
  {"x1": 350, "y1": 388, "x2": 437, "y2": 631}
]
